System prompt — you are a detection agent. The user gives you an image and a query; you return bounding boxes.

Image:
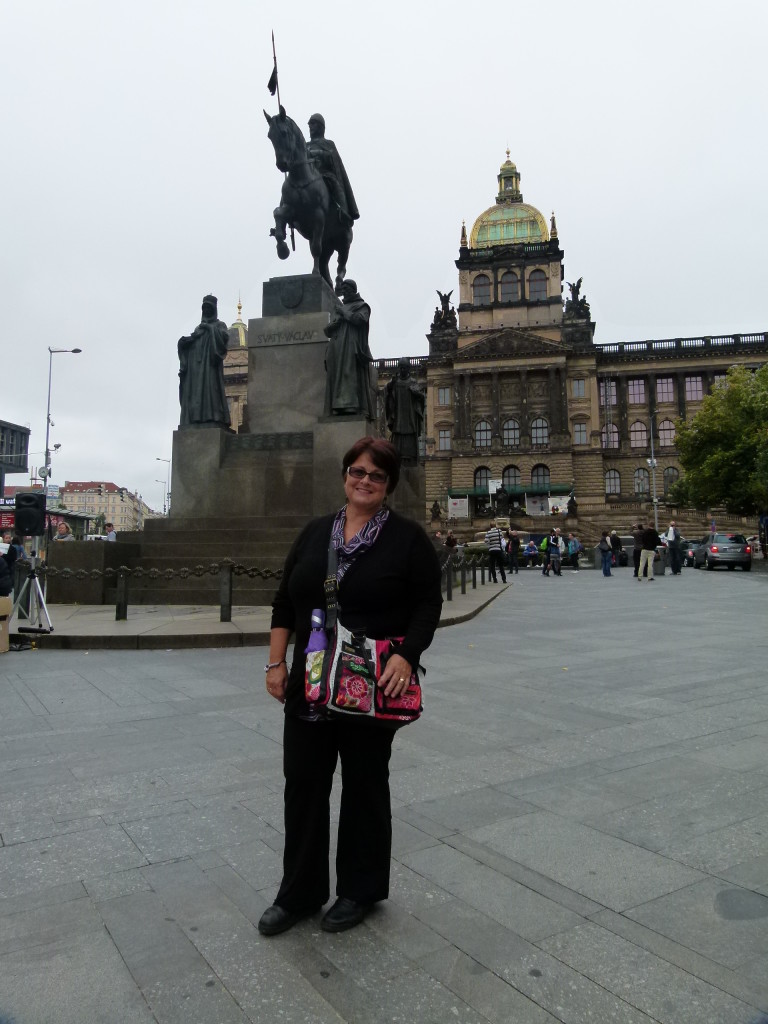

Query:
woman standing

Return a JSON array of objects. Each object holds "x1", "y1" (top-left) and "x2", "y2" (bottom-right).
[
  {"x1": 258, "y1": 437, "x2": 443, "y2": 936},
  {"x1": 598, "y1": 531, "x2": 613, "y2": 577}
]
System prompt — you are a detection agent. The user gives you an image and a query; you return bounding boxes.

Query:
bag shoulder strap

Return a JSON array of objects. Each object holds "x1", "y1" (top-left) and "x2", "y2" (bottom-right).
[{"x1": 325, "y1": 537, "x2": 339, "y2": 630}]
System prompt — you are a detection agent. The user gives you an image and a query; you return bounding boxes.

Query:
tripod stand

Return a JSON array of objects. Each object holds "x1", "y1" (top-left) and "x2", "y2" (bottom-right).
[{"x1": 12, "y1": 564, "x2": 54, "y2": 633}]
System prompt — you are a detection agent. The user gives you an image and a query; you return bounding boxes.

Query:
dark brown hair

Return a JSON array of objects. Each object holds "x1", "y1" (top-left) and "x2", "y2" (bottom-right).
[{"x1": 341, "y1": 436, "x2": 400, "y2": 494}]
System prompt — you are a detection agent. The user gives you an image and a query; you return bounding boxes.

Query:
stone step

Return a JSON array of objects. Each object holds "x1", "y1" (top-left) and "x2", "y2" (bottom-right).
[
  {"x1": 104, "y1": 577, "x2": 280, "y2": 607},
  {"x1": 141, "y1": 515, "x2": 310, "y2": 534}
]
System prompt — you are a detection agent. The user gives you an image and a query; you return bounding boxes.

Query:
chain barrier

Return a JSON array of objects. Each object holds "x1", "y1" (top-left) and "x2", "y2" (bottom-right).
[{"x1": 35, "y1": 561, "x2": 284, "y2": 582}]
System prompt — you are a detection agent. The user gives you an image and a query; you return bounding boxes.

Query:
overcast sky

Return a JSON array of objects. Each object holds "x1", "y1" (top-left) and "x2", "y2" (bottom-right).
[{"x1": 2, "y1": 0, "x2": 766, "y2": 513}]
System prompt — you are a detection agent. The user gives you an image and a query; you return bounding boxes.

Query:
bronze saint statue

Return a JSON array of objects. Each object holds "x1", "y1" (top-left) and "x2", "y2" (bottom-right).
[
  {"x1": 323, "y1": 279, "x2": 375, "y2": 418},
  {"x1": 307, "y1": 113, "x2": 359, "y2": 228},
  {"x1": 264, "y1": 106, "x2": 355, "y2": 294},
  {"x1": 385, "y1": 358, "x2": 425, "y2": 464},
  {"x1": 177, "y1": 295, "x2": 231, "y2": 429}
]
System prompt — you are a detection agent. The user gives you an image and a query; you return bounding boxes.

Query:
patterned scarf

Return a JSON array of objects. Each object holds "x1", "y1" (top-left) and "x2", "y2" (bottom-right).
[{"x1": 331, "y1": 504, "x2": 390, "y2": 583}]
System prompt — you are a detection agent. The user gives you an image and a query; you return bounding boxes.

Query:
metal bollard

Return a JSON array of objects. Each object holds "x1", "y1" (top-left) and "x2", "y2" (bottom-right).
[
  {"x1": 460, "y1": 560, "x2": 467, "y2": 595},
  {"x1": 480, "y1": 558, "x2": 486, "y2": 585},
  {"x1": 445, "y1": 563, "x2": 453, "y2": 601},
  {"x1": 115, "y1": 570, "x2": 128, "y2": 621},
  {"x1": 220, "y1": 562, "x2": 233, "y2": 622},
  {"x1": 472, "y1": 560, "x2": 477, "y2": 590}
]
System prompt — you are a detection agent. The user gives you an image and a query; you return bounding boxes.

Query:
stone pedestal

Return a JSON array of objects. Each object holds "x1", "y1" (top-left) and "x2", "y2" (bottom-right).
[
  {"x1": 388, "y1": 465, "x2": 426, "y2": 522},
  {"x1": 171, "y1": 275, "x2": 378, "y2": 520}
]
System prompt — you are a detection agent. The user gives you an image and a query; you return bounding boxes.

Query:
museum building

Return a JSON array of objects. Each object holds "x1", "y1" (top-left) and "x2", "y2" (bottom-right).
[{"x1": 377, "y1": 152, "x2": 768, "y2": 521}]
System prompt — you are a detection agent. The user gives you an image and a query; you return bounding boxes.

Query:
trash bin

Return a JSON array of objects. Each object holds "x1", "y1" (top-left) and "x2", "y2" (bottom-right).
[{"x1": 653, "y1": 545, "x2": 667, "y2": 576}]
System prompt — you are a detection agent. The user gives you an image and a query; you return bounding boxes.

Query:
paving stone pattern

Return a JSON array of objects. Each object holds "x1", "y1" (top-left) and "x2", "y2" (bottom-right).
[{"x1": 2, "y1": 568, "x2": 768, "y2": 1022}]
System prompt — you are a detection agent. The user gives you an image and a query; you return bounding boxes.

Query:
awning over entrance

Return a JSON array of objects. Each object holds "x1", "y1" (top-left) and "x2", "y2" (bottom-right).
[{"x1": 448, "y1": 484, "x2": 573, "y2": 498}]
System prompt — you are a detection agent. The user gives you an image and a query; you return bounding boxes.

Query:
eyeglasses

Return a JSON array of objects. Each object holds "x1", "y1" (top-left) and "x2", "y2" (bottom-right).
[{"x1": 346, "y1": 466, "x2": 388, "y2": 484}]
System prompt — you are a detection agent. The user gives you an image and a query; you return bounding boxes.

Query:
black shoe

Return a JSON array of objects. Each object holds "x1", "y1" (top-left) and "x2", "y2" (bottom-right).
[
  {"x1": 258, "y1": 903, "x2": 319, "y2": 936},
  {"x1": 320, "y1": 897, "x2": 371, "y2": 933}
]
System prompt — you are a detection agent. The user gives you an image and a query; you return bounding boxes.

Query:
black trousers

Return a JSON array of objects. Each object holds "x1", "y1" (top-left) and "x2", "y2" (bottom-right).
[
  {"x1": 488, "y1": 549, "x2": 506, "y2": 582},
  {"x1": 275, "y1": 716, "x2": 395, "y2": 912}
]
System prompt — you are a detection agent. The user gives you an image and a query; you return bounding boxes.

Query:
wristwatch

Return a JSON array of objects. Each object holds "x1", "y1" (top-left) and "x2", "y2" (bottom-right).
[{"x1": 264, "y1": 660, "x2": 286, "y2": 672}]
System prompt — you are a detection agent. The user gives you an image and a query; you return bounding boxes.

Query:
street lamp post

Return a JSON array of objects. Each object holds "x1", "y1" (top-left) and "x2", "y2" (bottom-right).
[
  {"x1": 43, "y1": 347, "x2": 82, "y2": 540},
  {"x1": 155, "y1": 480, "x2": 168, "y2": 514},
  {"x1": 155, "y1": 457, "x2": 171, "y2": 516}
]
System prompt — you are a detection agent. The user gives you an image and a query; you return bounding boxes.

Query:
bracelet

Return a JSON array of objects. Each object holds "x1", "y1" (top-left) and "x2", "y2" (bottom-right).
[{"x1": 264, "y1": 660, "x2": 286, "y2": 672}]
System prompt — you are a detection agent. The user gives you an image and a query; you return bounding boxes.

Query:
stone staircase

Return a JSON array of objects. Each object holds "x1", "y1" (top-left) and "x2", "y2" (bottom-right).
[{"x1": 104, "y1": 515, "x2": 311, "y2": 606}]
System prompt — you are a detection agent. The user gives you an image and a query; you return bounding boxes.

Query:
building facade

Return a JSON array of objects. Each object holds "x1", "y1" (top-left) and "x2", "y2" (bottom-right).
[
  {"x1": 59, "y1": 481, "x2": 151, "y2": 532},
  {"x1": 376, "y1": 154, "x2": 768, "y2": 524}
]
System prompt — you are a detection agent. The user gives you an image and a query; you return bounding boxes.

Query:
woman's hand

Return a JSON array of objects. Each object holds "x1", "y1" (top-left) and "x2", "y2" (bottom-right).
[
  {"x1": 265, "y1": 664, "x2": 288, "y2": 704},
  {"x1": 378, "y1": 653, "x2": 412, "y2": 698}
]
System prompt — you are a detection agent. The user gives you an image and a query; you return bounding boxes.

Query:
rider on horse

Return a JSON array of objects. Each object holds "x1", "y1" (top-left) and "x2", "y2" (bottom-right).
[{"x1": 306, "y1": 114, "x2": 359, "y2": 228}]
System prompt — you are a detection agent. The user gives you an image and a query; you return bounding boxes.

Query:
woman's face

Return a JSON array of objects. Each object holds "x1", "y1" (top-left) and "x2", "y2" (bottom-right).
[{"x1": 343, "y1": 451, "x2": 388, "y2": 518}]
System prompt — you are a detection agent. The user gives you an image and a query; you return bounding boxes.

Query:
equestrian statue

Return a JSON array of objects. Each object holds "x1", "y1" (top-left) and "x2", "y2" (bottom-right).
[{"x1": 264, "y1": 106, "x2": 358, "y2": 295}]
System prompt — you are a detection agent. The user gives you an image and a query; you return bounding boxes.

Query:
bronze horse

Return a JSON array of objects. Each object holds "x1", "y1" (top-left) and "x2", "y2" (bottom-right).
[{"x1": 264, "y1": 106, "x2": 352, "y2": 294}]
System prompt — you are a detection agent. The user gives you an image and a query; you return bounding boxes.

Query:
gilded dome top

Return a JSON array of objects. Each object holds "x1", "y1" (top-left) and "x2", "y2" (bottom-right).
[{"x1": 469, "y1": 152, "x2": 549, "y2": 249}]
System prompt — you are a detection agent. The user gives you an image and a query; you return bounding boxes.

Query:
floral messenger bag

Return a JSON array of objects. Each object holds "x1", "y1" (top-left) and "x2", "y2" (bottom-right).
[{"x1": 304, "y1": 538, "x2": 424, "y2": 728}]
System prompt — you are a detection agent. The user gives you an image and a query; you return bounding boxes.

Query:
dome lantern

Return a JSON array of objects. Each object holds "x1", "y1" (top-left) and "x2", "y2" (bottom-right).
[
  {"x1": 497, "y1": 149, "x2": 522, "y2": 204},
  {"x1": 469, "y1": 151, "x2": 549, "y2": 250}
]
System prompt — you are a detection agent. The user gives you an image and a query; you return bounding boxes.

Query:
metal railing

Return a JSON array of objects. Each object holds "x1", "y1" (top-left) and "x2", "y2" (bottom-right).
[{"x1": 19, "y1": 553, "x2": 498, "y2": 625}]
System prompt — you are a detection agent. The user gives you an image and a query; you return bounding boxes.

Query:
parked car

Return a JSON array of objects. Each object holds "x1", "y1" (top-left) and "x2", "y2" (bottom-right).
[
  {"x1": 682, "y1": 537, "x2": 705, "y2": 567},
  {"x1": 693, "y1": 533, "x2": 752, "y2": 571}
]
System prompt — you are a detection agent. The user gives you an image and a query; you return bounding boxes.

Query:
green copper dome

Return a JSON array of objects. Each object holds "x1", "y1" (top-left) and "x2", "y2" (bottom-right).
[{"x1": 469, "y1": 152, "x2": 549, "y2": 249}]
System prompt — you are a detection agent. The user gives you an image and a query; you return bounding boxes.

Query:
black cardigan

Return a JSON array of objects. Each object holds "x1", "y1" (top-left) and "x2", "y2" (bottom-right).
[{"x1": 271, "y1": 510, "x2": 443, "y2": 718}]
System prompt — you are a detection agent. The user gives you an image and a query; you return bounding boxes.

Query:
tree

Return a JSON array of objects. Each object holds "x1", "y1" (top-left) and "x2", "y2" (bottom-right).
[{"x1": 674, "y1": 364, "x2": 768, "y2": 514}]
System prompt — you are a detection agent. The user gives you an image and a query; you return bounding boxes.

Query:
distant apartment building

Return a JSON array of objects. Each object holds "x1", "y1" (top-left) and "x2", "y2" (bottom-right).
[{"x1": 59, "y1": 481, "x2": 151, "y2": 531}]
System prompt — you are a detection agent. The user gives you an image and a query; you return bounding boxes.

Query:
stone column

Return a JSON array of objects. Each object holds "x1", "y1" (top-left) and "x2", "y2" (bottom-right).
[
  {"x1": 491, "y1": 371, "x2": 500, "y2": 438},
  {"x1": 519, "y1": 368, "x2": 529, "y2": 434},
  {"x1": 676, "y1": 371, "x2": 687, "y2": 420},
  {"x1": 616, "y1": 374, "x2": 629, "y2": 449},
  {"x1": 548, "y1": 367, "x2": 559, "y2": 433}
]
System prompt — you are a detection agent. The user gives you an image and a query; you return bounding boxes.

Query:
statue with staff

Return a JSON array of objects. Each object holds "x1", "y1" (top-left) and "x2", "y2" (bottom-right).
[{"x1": 263, "y1": 35, "x2": 358, "y2": 294}]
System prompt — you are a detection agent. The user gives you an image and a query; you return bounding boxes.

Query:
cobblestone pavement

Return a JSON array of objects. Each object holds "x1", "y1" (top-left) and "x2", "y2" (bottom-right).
[{"x1": 1, "y1": 566, "x2": 768, "y2": 1023}]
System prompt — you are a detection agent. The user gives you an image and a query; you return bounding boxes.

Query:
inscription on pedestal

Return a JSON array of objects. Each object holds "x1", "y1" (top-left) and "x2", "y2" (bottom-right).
[
  {"x1": 252, "y1": 327, "x2": 326, "y2": 346},
  {"x1": 228, "y1": 432, "x2": 313, "y2": 452}
]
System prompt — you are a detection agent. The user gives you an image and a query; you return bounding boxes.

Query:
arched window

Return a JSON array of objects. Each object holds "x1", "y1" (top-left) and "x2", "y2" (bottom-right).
[
  {"x1": 663, "y1": 466, "x2": 680, "y2": 493},
  {"x1": 499, "y1": 272, "x2": 519, "y2": 303},
  {"x1": 605, "y1": 470, "x2": 621, "y2": 495},
  {"x1": 531, "y1": 417, "x2": 549, "y2": 446},
  {"x1": 531, "y1": 464, "x2": 550, "y2": 488},
  {"x1": 528, "y1": 269, "x2": 547, "y2": 302},
  {"x1": 659, "y1": 419, "x2": 676, "y2": 447},
  {"x1": 502, "y1": 465, "x2": 521, "y2": 490},
  {"x1": 502, "y1": 418, "x2": 520, "y2": 447},
  {"x1": 472, "y1": 274, "x2": 491, "y2": 307},
  {"x1": 601, "y1": 424, "x2": 619, "y2": 449},
  {"x1": 474, "y1": 466, "x2": 491, "y2": 491},
  {"x1": 634, "y1": 468, "x2": 650, "y2": 495},
  {"x1": 629, "y1": 421, "x2": 647, "y2": 448},
  {"x1": 474, "y1": 419, "x2": 492, "y2": 448}
]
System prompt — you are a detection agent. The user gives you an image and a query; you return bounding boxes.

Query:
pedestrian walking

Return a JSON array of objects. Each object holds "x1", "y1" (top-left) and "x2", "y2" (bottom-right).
[
  {"x1": 567, "y1": 532, "x2": 582, "y2": 570},
  {"x1": 485, "y1": 520, "x2": 507, "y2": 583},
  {"x1": 665, "y1": 520, "x2": 682, "y2": 574},
  {"x1": 544, "y1": 528, "x2": 562, "y2": 576},
  {"x1": 632, "y1": 523, "x2": 644, "y2": 577},
  {"x1": 598, "y1": 531, "x2": 613, "y2": 576},
  {"x1": 507, "y1": 530, "x2": 520, "y2": 574},
  {"x1": 638, "y1": 523, "x2": 662, "y2": 581},
  {"x1": 610, "y1": 530, "x2": 623, "y2": 568}
]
